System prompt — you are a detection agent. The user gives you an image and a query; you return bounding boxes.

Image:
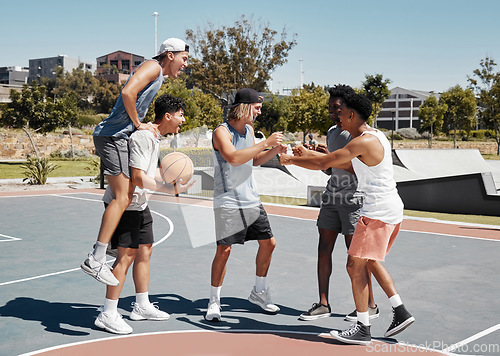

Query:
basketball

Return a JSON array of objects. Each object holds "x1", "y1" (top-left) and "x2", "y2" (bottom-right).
[{"x1": 160, "y1": 152, "x2": 194, "y2": 185}]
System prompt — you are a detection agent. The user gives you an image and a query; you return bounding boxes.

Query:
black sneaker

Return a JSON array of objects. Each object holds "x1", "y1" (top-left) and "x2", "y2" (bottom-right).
[
  {"x1": 330, "y1": 321, "x2": 371, "y2": 345},
  {"x1": 345, "y1": 305, "x2": 380, "y2": 322},
  {"x1": 384, "y1": 304, "x2": 415, "y2": 337},
  {"x1": 299, "y1": 303, "x2": 331, "y2": 320}
]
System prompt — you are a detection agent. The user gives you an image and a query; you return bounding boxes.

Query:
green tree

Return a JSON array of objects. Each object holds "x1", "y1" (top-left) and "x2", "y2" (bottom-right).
[
  {"x1": 439, "y1": 85, "x2": 477, "y2": 148},
  {"x1": 287, "y1": 84, "x2": 329, "y2": 142},
  {"x1": 93, "y1": 77, "x2": 122, "y2": 114},
  {"x1": 1, "y1": 82, "x2": 74, "y2": 157},
  {"x1": 185, "y1": 15, "x2": 297, "y2": 97},
  {"x1": 468, "y1": 57, "x2": 500, "y2": 155},
  {"x1": 256, "y1": 94, "x2": 290, "y2": 135},
  {"x1": 362, "y1": 74, "x2": 392, "y2": 126},
  {"x1": 417, "y1": 95, "x2": 448, "y2": 147},
  {"x1": 53, "y1": 65, "x2": 98, "y2": 112}
]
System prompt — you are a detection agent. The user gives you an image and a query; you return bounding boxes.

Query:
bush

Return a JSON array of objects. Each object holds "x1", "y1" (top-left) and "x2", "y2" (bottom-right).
[
  {"x1": 50, "y1": 149, "x2": 92, "y2": 159},
  {"x1": 395, "y1": 127, "x2": 421, "y2": 139},
  {"x1": 21, "y1": 157, "x2": 59, "y2": 185},
  {"x1": 77, "y1": 114, "x2": 107, "y2": 127}
]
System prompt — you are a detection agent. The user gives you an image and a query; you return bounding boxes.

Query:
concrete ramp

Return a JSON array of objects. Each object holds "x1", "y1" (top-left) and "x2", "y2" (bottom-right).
[
  {"x1": 394, "y1": 149, "x2": 493, "y2": 181},
  {"x1": 393, "y1": 149, "x2": 500, "y2": 216}
]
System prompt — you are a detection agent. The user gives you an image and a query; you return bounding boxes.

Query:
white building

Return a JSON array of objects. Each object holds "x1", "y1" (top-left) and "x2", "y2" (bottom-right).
[
  {"x1": 28, "y1": 55, "x2": 94, "y2": 83},
  {"x1": 0, "y1": 66, "x2": 29, "y2": 86},
  {"x1": 376, "y1": 87, "x2": 439, "y2": 130}
]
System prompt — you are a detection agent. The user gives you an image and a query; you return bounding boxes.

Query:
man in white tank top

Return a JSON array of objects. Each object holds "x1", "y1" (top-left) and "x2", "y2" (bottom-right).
[{"x1": 280, "y1": 92, "x2": 414, "y2": 345}]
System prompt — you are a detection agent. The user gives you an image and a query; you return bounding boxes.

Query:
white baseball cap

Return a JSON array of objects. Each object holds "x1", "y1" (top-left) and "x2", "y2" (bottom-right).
[{"x1": 153, "y1": 38, "x2": 189, "y2": 59}]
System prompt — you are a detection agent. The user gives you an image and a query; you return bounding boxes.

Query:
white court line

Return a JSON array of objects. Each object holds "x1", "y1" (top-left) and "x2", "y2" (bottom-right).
[
  {"x1": 441, "y1": 324, "x2": 500, "y2": 353},
  {"x1": 0, "y1": 194, "x2": 174, "y2": 287},
  {"x1": 0, "y1": 233, "x2": 22, "y2": 242}
]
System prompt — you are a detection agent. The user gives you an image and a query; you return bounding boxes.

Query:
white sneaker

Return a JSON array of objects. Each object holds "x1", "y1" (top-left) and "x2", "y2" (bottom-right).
[
  {"x1": 248, "y1": 287, "x2": 280, "y2": 313},
  {"x1": 95, "y1": 311, "x2": 132, "y2": 334},
  {"x1": 81, "y1": 253, "x2": 119, "y2": 286},
  {"x1": 130, "y1": 302, "x2": 170, "y2": 321},
  {"x1": 204, "y1": 299, "x2": 221, "y2": 322}
]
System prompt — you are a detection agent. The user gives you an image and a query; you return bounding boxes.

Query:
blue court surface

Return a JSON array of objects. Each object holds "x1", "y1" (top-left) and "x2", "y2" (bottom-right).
[{"x1": 0, "y1": 190, "x2": 499, "y2": 355}]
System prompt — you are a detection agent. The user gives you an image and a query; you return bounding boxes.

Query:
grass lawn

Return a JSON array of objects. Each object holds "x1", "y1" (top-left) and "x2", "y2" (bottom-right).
[{"x1": 0, "y1": 160, "x2": 98, "y2": 179}]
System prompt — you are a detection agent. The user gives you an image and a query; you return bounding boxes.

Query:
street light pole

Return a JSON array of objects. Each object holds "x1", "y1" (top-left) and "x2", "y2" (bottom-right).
[
  {"x1": 391, "y1": 109, "x2": 395, "y2": 149},
  {"x1": 153, "y1": 12, "x2": 159, "y2": 55}
]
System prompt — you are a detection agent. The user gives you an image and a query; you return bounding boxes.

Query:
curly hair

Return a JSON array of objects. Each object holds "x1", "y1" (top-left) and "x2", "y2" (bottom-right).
[
  {"x1": 154, "y1": 94, "x2": 187, "y2": 122},
  {"x1": 328, "y1": 84, "x2": 356, "y2": 99},
  {"x1": 343, "y1": 93, "x2": 373, "y2": 122}
]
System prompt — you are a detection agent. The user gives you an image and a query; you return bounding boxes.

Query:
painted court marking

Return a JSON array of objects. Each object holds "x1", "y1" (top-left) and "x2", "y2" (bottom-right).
[
  {"x1": 0, "y1": 194, "x2": 174, "y2": 287},
  {"x1": 0, "y1": 233, "x2": 22, "y2": 242},
  {"x1": 441, "y1": 324, "x2": 500, "y2": 353}
]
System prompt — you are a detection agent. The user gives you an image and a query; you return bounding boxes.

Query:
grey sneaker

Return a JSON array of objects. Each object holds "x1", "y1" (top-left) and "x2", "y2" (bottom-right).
[
  {"x1": 330, "y1": 321, "x2": 371, "y2": 345},
  {"x1": 95, "y1": 311, "x2": 132, "y2": 335},
  {"x1": 384, "y1": 304, "x2": 415, "y2": 337},
  {"x1": 204, "y1": 299, "x2": 221, "y2": 322},
  {"x1": 345, "y1": 305, "x2": 380, "y2": 322},
  {"x1": 248, "y1": 287, "x2": 280, "y2": 313},
  {"x1": 299, "y1": 303, "x2": 331, "y2": 320},
  {"x1": 81, "y1": 253, "x2": 119, "y2": 286},
  {"x1": 130, "y1": 302, "x2": 170, "y2": 321}
]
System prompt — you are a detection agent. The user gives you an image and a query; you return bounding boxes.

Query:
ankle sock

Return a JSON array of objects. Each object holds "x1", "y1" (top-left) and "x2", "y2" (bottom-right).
[
  {"x1": 255, "y1": 276, "x2": 266, "y2": 293},
  {"x1": 357, "y1": 311, "x2": 370, "y2": 326},
  {"x1": 210, "y1": 286, "x2": 221, "y2": 302},
  {"x1": 136, "y1": 291, "x2": 150, "y2": 307},
  {"x1": 103, "y1": 298, "x2": 118, "y2": 316},
  {"x1": 389, "y1": 294, "x2": 403, "y2": 308},
  {"x1": 93, "y1": 241, "x2": 108, "y2": 263}
]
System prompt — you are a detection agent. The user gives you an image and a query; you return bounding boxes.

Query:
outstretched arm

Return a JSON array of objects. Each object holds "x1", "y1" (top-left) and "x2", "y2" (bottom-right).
[
  {"x1": 280, "y1": 136, "x2": 369, "y2": 171},
  {"x1": 213, "y1": 126, "x2": 283, "y2": 167}
]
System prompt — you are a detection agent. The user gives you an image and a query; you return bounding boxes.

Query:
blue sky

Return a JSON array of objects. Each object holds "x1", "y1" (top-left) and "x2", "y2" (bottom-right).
[{"x1": 2, "y1": 0, "x2": 499, "y2": 93}]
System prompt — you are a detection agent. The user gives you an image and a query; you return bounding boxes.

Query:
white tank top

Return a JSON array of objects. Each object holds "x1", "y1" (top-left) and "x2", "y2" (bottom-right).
[{"x1": 351, "y1": 130, "x2": 403, "y2": 224}]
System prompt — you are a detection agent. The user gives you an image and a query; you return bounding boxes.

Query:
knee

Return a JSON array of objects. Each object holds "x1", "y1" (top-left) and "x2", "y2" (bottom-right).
[
  {"x1": 216, "y1": 245, "x2": 232, "y2": 261},
  {"x1": 115, "y1": 193, "x2": 132, "y2": 210},
  {"x1": 262, "y1": 238, "x2": 276, "y2": 253},
  {"x1": 346, "y1": 258, "x2": 360, "y2": 278}
]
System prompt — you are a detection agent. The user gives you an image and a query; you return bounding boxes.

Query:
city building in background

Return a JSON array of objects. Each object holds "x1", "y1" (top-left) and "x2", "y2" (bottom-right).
[
  {"x1": 95, "y1": 51, "x2": 145, "y2": 84},
  {"x1": 28, "y1": 55, "x2": 94, "y2": 83},
  {"x1": 376, "y1": 87, "x2": 439, "y2": 130}
]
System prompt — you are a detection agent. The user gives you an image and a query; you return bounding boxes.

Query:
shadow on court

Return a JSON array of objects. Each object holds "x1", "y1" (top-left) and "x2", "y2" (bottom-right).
[{"x1": 0, "y1": 297, "x2": 98, "y2": 336}]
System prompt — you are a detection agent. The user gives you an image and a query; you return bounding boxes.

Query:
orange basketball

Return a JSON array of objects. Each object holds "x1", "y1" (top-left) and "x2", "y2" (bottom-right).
[{"x1": 160, "y1": 152, "x2": 194, "y2": 184}]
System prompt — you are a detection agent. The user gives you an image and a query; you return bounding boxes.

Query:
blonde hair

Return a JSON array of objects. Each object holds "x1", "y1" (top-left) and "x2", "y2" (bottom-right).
[{"x1": 227, "y1": 98, "x2": 262, "y2": 121}]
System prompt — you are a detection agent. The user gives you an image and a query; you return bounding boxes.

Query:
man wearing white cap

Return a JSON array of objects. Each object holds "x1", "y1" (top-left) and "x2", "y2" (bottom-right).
[{"x1": 82, "y1": 38, "x2": 189, "y2": 286}]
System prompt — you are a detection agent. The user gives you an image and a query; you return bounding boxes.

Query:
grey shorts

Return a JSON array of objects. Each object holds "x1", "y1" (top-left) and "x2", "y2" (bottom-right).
[
  {"x1": 316, "y1": 195, "x2": 362, "y2": 235},
  {"x1": 93, "y1": 135, "x2": 130, "y2": 177},
  {"x1": 214, "y1": 204, "x2": 273, "y2": 246}
]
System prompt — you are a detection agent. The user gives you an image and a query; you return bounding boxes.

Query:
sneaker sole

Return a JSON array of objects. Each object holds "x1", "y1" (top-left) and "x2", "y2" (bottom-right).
[
  {"x1": 299, "y1": 313, "x2": 331, "y2": 321},
  {"x1": 248, "y1": 296, "x2": 280, "y2": 313},
  {"x1": 204, "y1": 314, "x2": 221, "y2": 322},
  {"x1": 384, "y1": 316, "x2": 415, "y2": 337},
  {"x1": 130, "y1": 313, "x2": 170, "y2": 321},
  {"x1": 330, "y1": 330, "x2": 371, "y2": 346},
  {"x1": 80, "y1": 263, "x2": 119, "y2": 287},
  {"x1": 94, "y1": 318, "x2": 132, "y2": 335}
]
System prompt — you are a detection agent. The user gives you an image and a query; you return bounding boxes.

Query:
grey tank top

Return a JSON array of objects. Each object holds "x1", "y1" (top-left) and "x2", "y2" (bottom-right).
[{"x1": 212, "y1": 121, "x2": 260, "y2": 209}]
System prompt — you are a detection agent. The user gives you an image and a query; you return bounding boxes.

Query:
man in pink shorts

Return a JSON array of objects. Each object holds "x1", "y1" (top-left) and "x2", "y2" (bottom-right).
[{"x1": 280, "y1": 91, "x2": 414, "y2": 345}]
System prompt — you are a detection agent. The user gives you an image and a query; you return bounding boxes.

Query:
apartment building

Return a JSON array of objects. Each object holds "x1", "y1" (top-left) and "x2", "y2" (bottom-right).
[
  {"x1": 95, "y1": 51, "x2": 145, "y2": 84},
  {"x1": 376, "y1": 87, "x2": 439, "y2": 130},
  {"x1": 28, "y1": 55, "x2": 94, "y2": 83}
]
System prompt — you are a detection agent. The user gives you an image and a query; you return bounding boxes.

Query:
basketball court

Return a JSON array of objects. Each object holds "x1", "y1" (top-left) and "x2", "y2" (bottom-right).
[{"x1": 0, "y1": 188, "x2": 499, "y2": 355}]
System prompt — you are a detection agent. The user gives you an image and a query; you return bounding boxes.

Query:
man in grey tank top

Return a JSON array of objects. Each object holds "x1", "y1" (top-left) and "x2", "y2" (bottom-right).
[
  {"x1": 205, "y1": 88, "x2": 287, "y2": 322},
  {"x1": 299, "y1": 85, "x2": 378, "y2": 322}
]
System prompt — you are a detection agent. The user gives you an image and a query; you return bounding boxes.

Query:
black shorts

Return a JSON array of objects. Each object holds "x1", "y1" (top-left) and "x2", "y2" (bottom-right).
[
  {"x1": 214, "y1": 204, "x2": 273, "y2": 246},
  {"x1": 106, "y1": 205, "x2": 154, "y2": 249}
]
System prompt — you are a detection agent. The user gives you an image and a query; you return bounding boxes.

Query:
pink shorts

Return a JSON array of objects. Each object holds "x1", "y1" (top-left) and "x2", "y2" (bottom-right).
[{"x1": 348, "y1": 216, "x2": 401, "y2": 261}]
